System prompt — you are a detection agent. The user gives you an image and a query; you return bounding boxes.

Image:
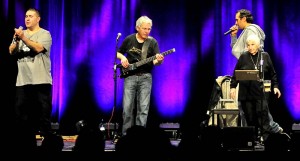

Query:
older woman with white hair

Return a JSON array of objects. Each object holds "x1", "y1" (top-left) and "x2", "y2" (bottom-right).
[{"x1": 229, "y1": 34, "x2": 282, "y2": 142}]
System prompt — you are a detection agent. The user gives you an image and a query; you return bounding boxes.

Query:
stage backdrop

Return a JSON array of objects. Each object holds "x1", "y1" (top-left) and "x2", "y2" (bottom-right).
[{"x1": 1, "y1": 0, "x2": 299, "y2": 134}]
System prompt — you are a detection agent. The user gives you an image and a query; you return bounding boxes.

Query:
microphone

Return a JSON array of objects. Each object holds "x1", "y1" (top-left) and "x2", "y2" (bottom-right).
[
  {"x1": 224, "y1": 29, "x2": 235, "y2": 35},
  {"x1": 224, "y1": 29, "x2": 233, "y2": 35},
  {"x1": 116, "y1": 33, "x2": 122, "y2": 41},
  {"x1": 260, "y1": 51, "x2": 264, "y2": 74},
  {"x1": 259, "y1": 44, "x2": 264, "y2": 52},
  {"x1": 14, "y1": 26, "x2": 23, "y2": 41}
]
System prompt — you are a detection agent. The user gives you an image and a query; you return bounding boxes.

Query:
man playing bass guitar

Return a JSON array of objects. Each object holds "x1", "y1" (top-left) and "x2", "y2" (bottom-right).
[{"x1": 117, "y1": 16, "x2": 164, "y2": 136}]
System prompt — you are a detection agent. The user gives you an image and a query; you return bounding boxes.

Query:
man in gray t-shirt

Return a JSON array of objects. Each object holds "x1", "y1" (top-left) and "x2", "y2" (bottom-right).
[{"x1": 9, "y1": 8, "x2": 53, "y2": 151}]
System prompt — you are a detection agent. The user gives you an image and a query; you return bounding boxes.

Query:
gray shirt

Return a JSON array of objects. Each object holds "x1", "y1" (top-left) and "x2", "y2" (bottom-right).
[
  {"x1": 231, "y1": 24, "x2": 265, "y2": 59},
  {"x1": 15, "y1": 28, "x2": 52, "y2": 86}
]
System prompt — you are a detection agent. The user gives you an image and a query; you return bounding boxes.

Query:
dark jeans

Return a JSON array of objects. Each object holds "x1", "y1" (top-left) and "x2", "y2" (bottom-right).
[
  {"x1": 14, "y1": 84, "x2": 52, "y2": 150},
  {"x1": 240, "y1": 99, "x2": 278, "y2": 141},
  {"x1": 238, "y1": 101, "x2": 281, "y2": 133}
]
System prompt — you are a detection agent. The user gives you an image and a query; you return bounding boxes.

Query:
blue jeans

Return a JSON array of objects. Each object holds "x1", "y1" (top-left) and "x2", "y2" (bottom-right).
[{"x1": 122, "y1": 73, "x2": 152, "y2": 135}]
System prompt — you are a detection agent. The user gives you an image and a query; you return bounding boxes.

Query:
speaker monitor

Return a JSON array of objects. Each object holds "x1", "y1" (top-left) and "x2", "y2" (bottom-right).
[
  {"x1": 159, "y1": 123, "x2": 180, "y2": 140},
  {"x1": 200, "y1": 126, "x2": 222, "y2": 151},
  {"x1": 291, "y1": 131, "x2": 300, "y2": 151},
  {"x1": 222, "y1": 126, "x2": 255, "y2": 151},
  {"x1": 264, "y1": 133, "x2": 291, "y2": 151}
]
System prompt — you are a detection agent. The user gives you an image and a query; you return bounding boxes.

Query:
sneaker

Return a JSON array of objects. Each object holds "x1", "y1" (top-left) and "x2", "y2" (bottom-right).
[{"x1": 278, "y1": 127, "x2": 284, "y2": 133}]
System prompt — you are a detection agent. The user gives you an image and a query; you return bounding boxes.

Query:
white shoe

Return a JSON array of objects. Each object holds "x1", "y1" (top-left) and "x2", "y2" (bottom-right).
[{"x1": 278, "y1": 127, "x2": 284, "y2": 133}]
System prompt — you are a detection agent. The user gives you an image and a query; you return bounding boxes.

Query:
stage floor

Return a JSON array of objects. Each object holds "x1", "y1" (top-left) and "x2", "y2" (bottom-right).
[{"x1": 36, "y1": 135, "x2": 181, "y2": 151}]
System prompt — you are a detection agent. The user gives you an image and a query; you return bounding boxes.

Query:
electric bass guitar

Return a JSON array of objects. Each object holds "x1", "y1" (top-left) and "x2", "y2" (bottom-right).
[{"x1": 118, "y1": 48, "x2": 175, "y2": 78}]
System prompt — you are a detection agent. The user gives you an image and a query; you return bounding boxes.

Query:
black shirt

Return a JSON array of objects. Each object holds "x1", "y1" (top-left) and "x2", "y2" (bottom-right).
[
  {"x1": 230, "y1": 51, "x2": 279, "y2": 100},
  {"x1": 118, "y1": 33, "x2": 160, "y2": 74}
]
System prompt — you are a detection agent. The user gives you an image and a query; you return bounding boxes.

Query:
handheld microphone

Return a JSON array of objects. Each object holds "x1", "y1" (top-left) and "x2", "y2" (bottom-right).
[
  {"x1": 14, "y1": 26, "x2": 23, "y2": 41},
  {"x1": 224, "y1": 26, "x2": 238, "y2": 35},
  {"x1": 116, "y1": 33, "x2": 122, "y2": 41},
  {"x1": 224, "y1": 29, "x2": 234, "y2": 35}
]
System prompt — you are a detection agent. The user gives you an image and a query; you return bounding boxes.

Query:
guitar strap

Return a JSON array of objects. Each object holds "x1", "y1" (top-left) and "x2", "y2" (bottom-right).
[{"x1": 141, "y1": 36, "x2": 152, "y2": 60}]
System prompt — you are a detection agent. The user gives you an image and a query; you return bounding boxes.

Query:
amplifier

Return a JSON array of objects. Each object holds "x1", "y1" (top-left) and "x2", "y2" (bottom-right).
[
  {"x1": 159, "y1": 123, "x2": 180, "y2": 140},
  {"x1": 292, "y1": 123, "x2": 300, "y2": 131},
  {"x1": 99, "y1": 123, "x2": 119, "y2": 131},
  {"x1": 222, "y1": 126, "x2": 255, "y2": 151}
]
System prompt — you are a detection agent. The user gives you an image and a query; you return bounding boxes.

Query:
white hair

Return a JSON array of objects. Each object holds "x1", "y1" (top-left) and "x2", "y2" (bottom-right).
[
  {"x1": 136, "y1": 16, "x2": 152, "y2": 28},
  {"x1": 246, "y1": 34, "x2": 260, "y2": 46}
]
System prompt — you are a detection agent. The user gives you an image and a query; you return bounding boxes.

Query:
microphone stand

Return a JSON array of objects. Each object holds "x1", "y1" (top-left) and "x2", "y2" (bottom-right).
[
  {"x1": 111, "y1": 35, "x2": 120, "y2": 142},
  {"x1": 258, "y1": 51, "x2": 265, "y2": 143}
]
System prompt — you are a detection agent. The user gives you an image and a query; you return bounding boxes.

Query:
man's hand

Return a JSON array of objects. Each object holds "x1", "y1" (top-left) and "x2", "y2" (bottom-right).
[
  {"x1": 155, "y1": 54, "x2": 164, "y2": 64},
  {"x1": 14, "y1": 27, "x2": 24, "y2": 41},
  {"x1": 230, "y1": 25, "x2": 238, "y2": 36},
  {"x1": 121, "y1": 57, "x2": 129, "y2": 68}
]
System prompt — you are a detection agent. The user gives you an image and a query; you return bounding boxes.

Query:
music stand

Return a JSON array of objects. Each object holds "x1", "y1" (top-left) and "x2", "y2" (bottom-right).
[{"x1": 235, "y1": 70, "x2": 259, "y2": 81}]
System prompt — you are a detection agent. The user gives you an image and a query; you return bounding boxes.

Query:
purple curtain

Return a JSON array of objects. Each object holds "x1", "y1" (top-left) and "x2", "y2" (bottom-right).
[{"x1": 1, "y1": 0, "x2": 298, "y2": 134}]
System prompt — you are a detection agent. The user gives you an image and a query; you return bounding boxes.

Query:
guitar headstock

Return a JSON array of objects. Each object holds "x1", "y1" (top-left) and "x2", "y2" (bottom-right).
[{"x1": 161, "y1": 48, "x2": 175, "y2": 56}]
